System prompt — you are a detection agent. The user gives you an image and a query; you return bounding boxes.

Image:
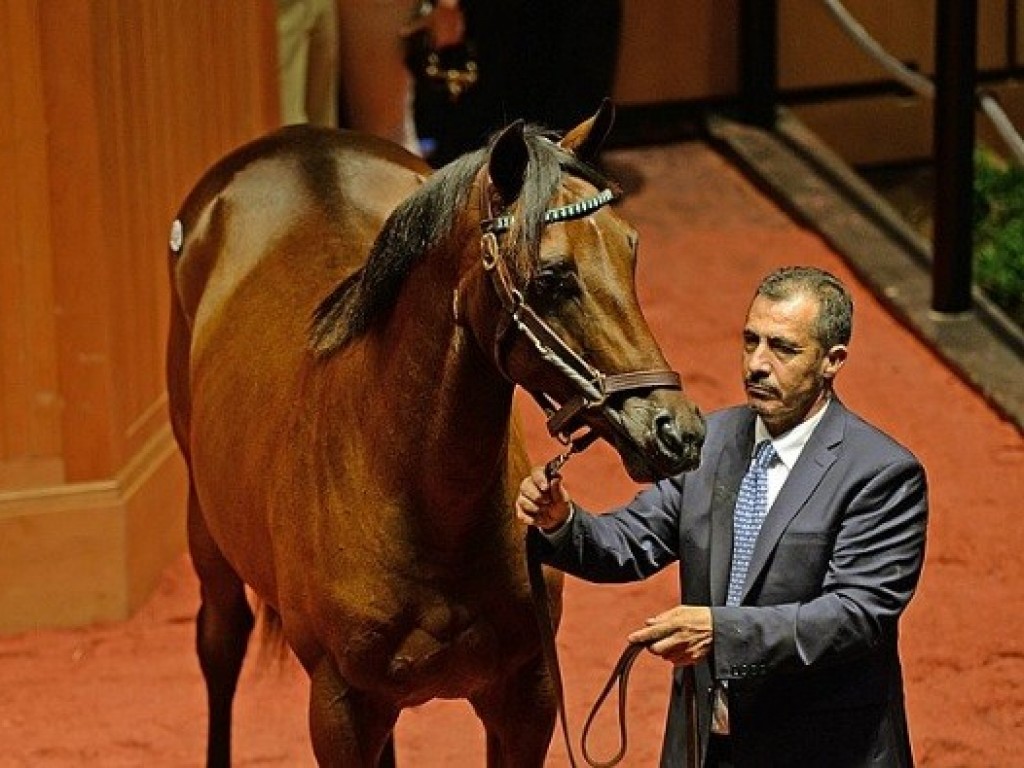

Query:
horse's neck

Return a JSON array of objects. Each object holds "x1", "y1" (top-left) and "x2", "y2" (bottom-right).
[{"x1": 328, "y1": 260, "x2": 519, "y2": 541}]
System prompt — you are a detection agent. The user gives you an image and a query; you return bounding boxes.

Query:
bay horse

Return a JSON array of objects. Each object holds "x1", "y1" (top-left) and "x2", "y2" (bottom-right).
[{"x1": 166, "y1": 101, "x2": 705, "y2": 767}]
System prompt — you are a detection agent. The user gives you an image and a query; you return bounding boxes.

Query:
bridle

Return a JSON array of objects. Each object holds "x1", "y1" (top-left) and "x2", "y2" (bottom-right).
[
  {"x1": 477, "y1": 174, "x2": 683, "y2": 474},
  {"x1": 478, "y1": 172, "x2": 700, "y2": 768}
]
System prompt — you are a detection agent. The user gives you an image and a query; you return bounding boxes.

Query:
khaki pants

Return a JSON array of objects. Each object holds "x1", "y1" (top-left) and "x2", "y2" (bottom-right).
[{"x1": 276, "y1": 0, "x2": 339, "y2": 127}]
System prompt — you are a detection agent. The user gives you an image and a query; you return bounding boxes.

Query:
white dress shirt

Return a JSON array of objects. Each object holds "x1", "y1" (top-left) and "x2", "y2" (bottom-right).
[{"x1": 756, "y1": 398, "x2": 831, "y2": 511}]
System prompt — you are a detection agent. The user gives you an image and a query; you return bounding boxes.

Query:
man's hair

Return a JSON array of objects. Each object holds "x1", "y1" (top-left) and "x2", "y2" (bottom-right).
[{"x1": 755, "y1": 266, "x2": 853, "y2": 348}]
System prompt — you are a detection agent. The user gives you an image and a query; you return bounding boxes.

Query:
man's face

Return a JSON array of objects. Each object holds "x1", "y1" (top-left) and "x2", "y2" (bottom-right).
[{"x1": 741, "y1": 292, "x2": 846, "y2": 435}]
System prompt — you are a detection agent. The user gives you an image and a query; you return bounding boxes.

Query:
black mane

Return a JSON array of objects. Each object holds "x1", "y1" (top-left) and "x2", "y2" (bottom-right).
[{"x1": 309, "y1": 125, "x2": 612, "y2": 357}]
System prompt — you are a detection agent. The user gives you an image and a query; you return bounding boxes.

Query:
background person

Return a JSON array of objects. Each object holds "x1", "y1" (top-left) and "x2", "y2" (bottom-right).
[
  {"x1": 276, "y1": 0, "x2": 339, "y2": 127},
  {"x1": 335, "y1": 0, "x2": 462, "y2": 153},
  {"x1": 516, "y1": 266, "x2": 929, "y2": 767},
  {"x1": 419, "y1": 0, "x2": 622, "y2": 167}
]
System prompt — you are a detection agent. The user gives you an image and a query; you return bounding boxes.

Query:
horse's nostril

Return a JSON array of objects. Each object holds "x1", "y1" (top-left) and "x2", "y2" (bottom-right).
[{"x1": 654, "y1": 411, "x2": 685, "y2": 455}]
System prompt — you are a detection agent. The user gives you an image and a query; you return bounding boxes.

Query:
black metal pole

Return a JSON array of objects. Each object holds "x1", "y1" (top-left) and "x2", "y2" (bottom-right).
[
  {"x1": 739, "y1": 0, "x2": 778, "y2": 128},
  {"x1": 932, "y1": 0, "x2": 977, "y2": 315}
]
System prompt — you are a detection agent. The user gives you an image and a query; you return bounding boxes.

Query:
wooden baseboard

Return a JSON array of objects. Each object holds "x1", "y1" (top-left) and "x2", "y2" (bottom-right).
[{"x1": 0, "y1": 427, "x2": 187, "y2": 633}]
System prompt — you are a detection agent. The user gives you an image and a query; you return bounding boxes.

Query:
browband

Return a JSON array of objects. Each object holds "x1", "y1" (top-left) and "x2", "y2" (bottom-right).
[{"x1": 481, "y1": 189, "x2": 616, "y2": 234}]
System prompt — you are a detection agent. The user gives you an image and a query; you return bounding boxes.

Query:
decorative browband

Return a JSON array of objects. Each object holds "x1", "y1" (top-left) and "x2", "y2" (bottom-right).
[{"x1": 482, "y1": 189, "x2": 616, "y2": 234}]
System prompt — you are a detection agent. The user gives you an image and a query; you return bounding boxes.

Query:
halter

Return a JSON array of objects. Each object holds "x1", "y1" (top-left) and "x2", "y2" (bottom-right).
[{"x1": 477, "y1": 174, "x2": 683, "y2": 467}]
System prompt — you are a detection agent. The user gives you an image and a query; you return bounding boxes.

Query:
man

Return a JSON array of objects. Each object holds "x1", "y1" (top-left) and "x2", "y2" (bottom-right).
[{"x1": 516, "y1": 266, "x2": 928, "y2": 767}]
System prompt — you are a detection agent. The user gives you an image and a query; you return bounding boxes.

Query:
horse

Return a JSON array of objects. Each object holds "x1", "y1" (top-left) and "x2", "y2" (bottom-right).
[{"x1": 165, "y1": 100, "x2": 706, "y2": 767}]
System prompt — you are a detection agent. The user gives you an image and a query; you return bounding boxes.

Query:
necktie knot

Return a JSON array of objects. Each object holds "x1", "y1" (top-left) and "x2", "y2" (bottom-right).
[{"x1": 752, "y1": 439, "x2": 776, "y2": 471}]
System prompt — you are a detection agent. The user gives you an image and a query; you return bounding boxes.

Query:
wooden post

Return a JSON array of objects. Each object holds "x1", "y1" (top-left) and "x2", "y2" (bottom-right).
[
  {"x1": 932, "y1": 0, "x2": 978, "y2": 315},
  {"x1": 739, "y1": 0, "x2": 778, "y2": 128}
]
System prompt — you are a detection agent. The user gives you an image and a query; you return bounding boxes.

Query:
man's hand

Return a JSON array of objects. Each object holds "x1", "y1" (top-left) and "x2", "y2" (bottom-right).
[
  {"x1": 628, "y1": 605, "x2": 713, "y2": 666},
  {"x1": 515, "y1": 466, "x2": 572, "y2": 533}
]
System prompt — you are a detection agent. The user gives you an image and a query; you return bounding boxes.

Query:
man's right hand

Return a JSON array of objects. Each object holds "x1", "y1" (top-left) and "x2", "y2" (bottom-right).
[{"x1": 515, "y1": 466, "x2": 573, "y2": 533}]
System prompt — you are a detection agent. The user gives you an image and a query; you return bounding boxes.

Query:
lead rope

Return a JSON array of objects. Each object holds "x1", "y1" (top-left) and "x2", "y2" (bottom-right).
[
  {"x1": 580, "y1": 641, "x2": 645, "y2": 768},
  {"x1": 527, "y1": 448, "x2": 702, "y2": 768},
  {"x1": 525, "y1": 448, "x2": 638, "y2": 768}
]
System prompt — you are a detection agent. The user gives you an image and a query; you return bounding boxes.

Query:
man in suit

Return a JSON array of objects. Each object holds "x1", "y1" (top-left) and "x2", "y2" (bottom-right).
[{"x1": 516, "y1": 266, "x2": 929, "y2": 767}]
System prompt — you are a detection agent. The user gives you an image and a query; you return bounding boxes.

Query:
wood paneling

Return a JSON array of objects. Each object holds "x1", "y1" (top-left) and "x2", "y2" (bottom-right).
[
  {"x1": 613, "y1": 0, "x2": 1023, "y2": 166},
  {"x1": 36, "y1": 0, "x2": 279, "y2": 482},
  {"x1": 780, "y1": 0, "x2": 1011, "y2": 89},
  {"x1": 614, "y1": 1, "x2": 1018, "y2": 107},
  {"x1": 1, "y1": 0, "x2": 278, "y2": 489},
  {"x1": 614, "y1": 0, "x2": 739, "y2": 105},
  {"x1": 0, "y1": 0, "x2": 278, "y2": 630},
  {"x1": 0, "y1": 0, "x2": 62, "y2": 481}
]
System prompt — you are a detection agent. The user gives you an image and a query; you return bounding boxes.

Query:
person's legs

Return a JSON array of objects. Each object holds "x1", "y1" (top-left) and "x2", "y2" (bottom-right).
[
  {"x1": 276, "y1": 0, "x2": 314, "y2": 125},
  {"x1": 304, "y1": 0, "x2": 339, "y2": 127},
  {"x1": 706, "y1": 734, "x2": 735, "y2": 768}
]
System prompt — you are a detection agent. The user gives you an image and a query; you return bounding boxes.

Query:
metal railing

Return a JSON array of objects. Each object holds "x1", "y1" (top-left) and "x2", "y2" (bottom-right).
[{"x1": 821, "y1": 0, "x2": 1024, "y2": 166}]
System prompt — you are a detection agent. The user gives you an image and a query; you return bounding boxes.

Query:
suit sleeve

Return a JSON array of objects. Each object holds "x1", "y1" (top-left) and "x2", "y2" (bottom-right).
[
  {"x1": 531, "y1": 473, "x2": 688, "y2": 583},
  {"x1": 710, "y1": 452, "x2": 929, "y2": 680}
]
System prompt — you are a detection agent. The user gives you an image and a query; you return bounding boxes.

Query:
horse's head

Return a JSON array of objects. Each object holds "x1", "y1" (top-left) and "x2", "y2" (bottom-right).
[{"x1": 461, "y1": 101, "x2": 705, "y2": 482}]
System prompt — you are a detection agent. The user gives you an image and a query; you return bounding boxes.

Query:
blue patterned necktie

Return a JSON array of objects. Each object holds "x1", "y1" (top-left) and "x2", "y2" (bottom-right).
[{"x1": 726, "y1": 439, "x2": 777, "y2": 606}]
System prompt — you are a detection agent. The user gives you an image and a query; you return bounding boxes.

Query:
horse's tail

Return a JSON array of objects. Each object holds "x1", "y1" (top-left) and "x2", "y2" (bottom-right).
[{"x1": 254, "y1": 598, "x2": 291, "y2": 671}]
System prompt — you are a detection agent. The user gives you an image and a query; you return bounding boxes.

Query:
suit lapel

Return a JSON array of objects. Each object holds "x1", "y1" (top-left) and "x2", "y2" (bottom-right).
[
  {"x1": 740, "y1": 400, "x2": 847, "y2": 602},
  {"x1": 709, "y1": 414, "x2": 756, "y2": 604}
]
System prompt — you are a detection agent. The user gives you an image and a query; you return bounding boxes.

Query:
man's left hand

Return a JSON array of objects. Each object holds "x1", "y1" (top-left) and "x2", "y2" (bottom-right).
[{"x1": 628, "y1": 605, "x2": 713, "y2": 667}]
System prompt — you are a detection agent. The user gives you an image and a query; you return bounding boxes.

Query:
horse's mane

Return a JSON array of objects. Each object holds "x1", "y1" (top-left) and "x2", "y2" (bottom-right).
[{"x1": 309, "y1": 125, "x2": 612, "y2": 357}]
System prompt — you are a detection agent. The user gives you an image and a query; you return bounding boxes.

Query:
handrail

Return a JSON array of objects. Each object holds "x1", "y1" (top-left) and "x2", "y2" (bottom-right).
[{"x1": 820, "y1": 0, "x2": 1024, "y2": 166}]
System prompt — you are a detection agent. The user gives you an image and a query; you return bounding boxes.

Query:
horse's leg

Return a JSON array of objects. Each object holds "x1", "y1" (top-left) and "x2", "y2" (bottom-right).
[
  {"x1": 187, "y1": 485, "x2": 255, "y2": 768},
  {"x1": 308, "y1": 657, "x2": 399, "y2": 767},
  {"x1": 472, "y1": 660, "x2": 558, "y2": 767}
]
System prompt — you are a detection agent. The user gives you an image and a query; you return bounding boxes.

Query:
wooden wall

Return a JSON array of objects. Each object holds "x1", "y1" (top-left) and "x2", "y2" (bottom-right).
[
  {"x1": 0, "y1": 0, "x2": 278, "y2": 632},
  {"x1": 614, "y1": 1, "x2": 739, "y2": 105},
  {"x1": 779, "y1": 0, "x2": 1024, "y2": 166}
]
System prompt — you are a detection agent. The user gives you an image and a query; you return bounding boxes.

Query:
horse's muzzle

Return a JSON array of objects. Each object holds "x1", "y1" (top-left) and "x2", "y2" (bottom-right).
[
  {"x1": 609, "y1": 396, "x2": 705, "y2": 482},
  {"x1": 653, "y1": 406, "x2": 705, "y2": 471}
]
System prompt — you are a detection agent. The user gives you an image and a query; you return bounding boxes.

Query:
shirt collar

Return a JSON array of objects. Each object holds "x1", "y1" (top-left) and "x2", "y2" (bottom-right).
[{"x1": 754, "y1": 398, "x2": 832, "y2": 469}]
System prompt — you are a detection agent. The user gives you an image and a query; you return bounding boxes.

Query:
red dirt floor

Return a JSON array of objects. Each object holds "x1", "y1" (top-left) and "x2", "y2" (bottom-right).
[{"x1": 1, "y1": 141, "x2": 1022, "y2": 767}]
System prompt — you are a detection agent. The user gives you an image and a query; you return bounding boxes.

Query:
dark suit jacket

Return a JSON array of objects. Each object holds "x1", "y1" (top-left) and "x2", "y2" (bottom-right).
[{"x1": 537, "y1": 399, "x2": 928, "y2": 767}]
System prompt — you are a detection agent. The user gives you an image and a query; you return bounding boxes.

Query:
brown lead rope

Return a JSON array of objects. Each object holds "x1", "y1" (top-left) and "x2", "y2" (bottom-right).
[
  {"x1": 528, "y1": 452, "x2": 702, "y2": 768},
  {"x1": 526, "y1": 532, "x2": 583, "y2": 768},
  {"x1": 580, "y1": 640, "x2": 645, "y2": 768},
  {"x1": 528, "y1": 539, "x2": 703, "y2": 768}
]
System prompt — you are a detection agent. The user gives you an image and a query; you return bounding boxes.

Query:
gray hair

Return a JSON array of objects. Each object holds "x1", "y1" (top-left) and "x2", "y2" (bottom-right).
[{"x1": 755, "y1": 266, "x2": 853, "y2": 348}]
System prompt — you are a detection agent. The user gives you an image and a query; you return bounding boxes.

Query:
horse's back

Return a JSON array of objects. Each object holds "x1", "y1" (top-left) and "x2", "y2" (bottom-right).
[
  {"x1": 170, "y1": 125, "x2": 428, "y2": 340},
  {"x1": 167, "y1": 125, "x2": 427, "y2": 414}
]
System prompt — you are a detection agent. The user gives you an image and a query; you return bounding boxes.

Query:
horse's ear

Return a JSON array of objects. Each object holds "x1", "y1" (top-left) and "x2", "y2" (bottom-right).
[
  {"x1": 487, "y1": 119, "x2": 529, "y2": 206},
  {"x1": 559, "y1": 99, "x2": 615, "y2": 162}
]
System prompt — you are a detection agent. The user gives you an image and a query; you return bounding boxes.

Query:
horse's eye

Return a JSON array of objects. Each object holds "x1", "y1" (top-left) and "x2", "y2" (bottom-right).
[{"x1": 529, "y1": 265, "x2": 579, "y2": 306}]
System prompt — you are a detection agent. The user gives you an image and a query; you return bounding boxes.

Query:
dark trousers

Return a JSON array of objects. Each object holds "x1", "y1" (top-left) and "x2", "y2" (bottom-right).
[{"x1": 706, "y1": 734, "x2": 735, "y2": 768}]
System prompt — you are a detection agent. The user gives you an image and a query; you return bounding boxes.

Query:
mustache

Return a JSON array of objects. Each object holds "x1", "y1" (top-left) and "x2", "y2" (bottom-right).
[{"x1": 744, "y1": 377, "x2": 780, "y2": 396}]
